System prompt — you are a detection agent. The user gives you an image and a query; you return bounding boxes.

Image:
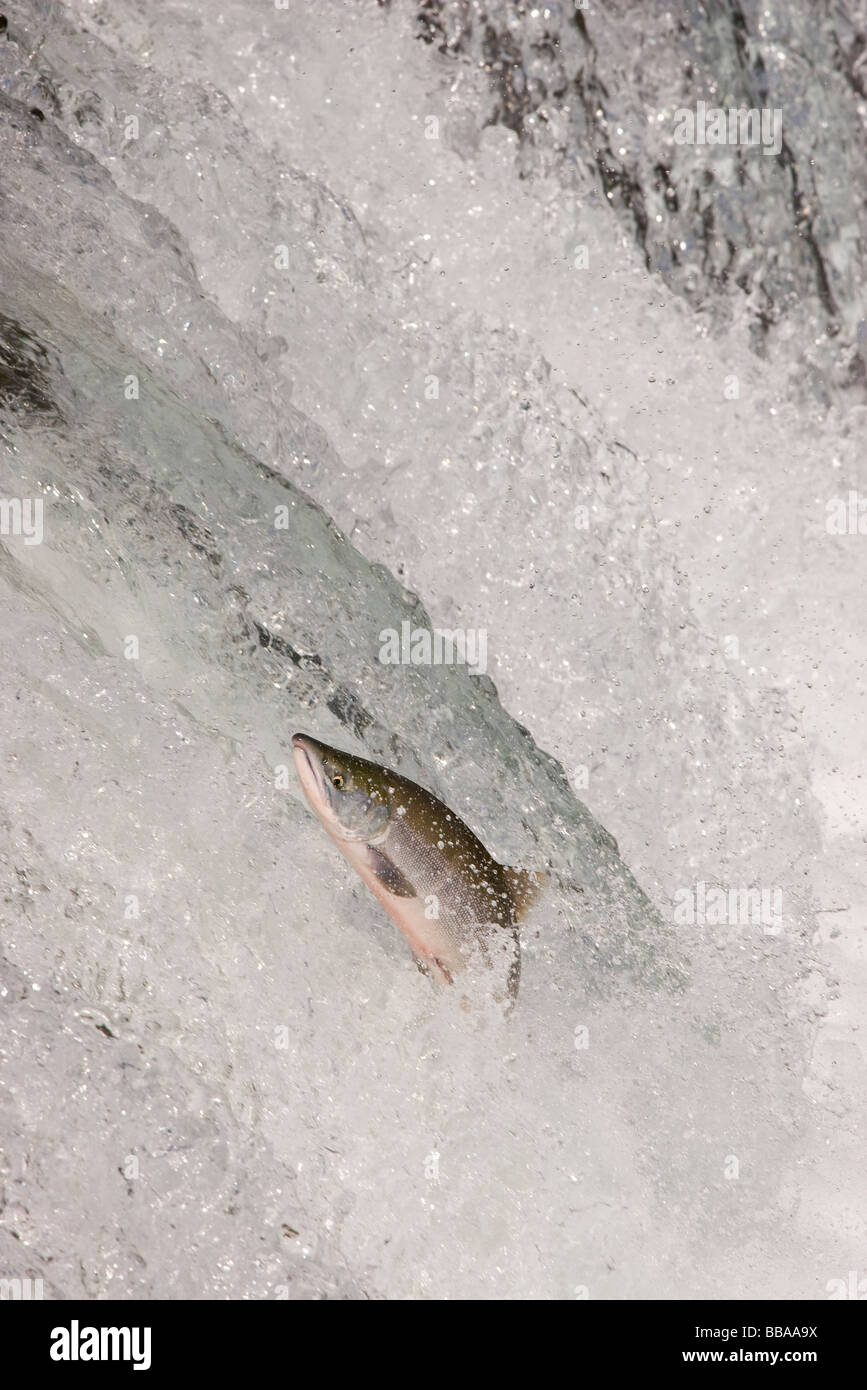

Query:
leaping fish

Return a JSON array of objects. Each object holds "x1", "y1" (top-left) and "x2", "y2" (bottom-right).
[{"x1": 292, "y1": 733, "x2": 542, "y2": 1001}]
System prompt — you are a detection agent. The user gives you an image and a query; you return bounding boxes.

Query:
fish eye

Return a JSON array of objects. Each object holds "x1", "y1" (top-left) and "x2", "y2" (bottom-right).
[{"x1": 331, "y1": 774, "x2": 345, "y2": 789}]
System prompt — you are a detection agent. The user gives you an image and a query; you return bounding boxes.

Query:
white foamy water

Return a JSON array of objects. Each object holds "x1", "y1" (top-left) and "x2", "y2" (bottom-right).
[{"x1": 1, "y1": 0, "x2": 865, "y2": 1299}]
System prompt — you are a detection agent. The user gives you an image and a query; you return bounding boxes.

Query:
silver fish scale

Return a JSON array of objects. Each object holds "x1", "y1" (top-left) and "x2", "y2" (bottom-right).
[{"x1": 382, "y1": 813, "x2": 514, "y2": 949}]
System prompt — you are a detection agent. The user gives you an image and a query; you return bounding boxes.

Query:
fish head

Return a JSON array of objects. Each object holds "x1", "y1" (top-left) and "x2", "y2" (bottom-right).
[{"x1": 292, "y1": 733, "x2": 393, "y2": 843}]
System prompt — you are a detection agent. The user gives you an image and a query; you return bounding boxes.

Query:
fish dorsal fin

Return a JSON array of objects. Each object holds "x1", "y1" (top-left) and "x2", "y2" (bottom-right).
[{"x1": 503, "y1": 867, "x2": 546, "y2": 921}]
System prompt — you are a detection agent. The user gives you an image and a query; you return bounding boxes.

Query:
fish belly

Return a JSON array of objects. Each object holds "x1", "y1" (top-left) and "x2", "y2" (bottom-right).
[{"x1": 332, "y1": 833, "x2": 465, "y2": 981}]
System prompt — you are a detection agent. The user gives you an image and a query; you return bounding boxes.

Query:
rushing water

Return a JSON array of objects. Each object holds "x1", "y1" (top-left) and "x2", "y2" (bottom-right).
[{"x1": 1, "y1": 1, "x2": 865, "y2": 1299}]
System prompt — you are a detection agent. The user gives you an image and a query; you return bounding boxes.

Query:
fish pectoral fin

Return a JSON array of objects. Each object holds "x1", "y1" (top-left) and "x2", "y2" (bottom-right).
[
  {"x1": 365, "y1": 845, "x2": 416, "y2": 897},
  {"x1": 503, "y1": 866, "x2": 547, "y2": 920}
]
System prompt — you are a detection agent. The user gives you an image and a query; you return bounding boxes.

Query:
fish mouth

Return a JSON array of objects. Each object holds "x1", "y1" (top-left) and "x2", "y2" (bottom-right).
[{"x1": 292, "y1": 732, "x2": 326, "y2": 802}]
